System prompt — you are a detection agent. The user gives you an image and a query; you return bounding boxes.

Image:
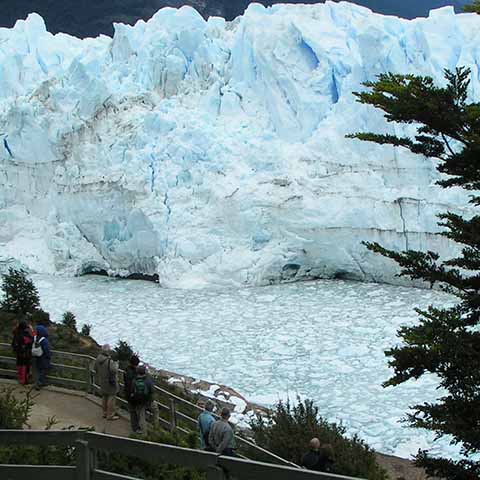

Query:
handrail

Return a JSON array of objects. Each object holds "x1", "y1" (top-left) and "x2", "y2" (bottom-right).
[
  {"x1": 0, "y1": 430, "x2": 364, "y2": 480},
  {"x1": 0, "y1": 342, "x2": 297, "y2": 467}
]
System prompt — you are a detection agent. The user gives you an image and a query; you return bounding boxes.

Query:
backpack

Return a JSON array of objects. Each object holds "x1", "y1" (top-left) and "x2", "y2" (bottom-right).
[
  {"x1": 107, "y1": 359, "x2": 117, "y2": 386},
  {"x1": 131, "y1": 376, "x2": 149, "y2": 404},
  {"x1": 31, "y1": 336, "x2": 44, "y2": 358}
]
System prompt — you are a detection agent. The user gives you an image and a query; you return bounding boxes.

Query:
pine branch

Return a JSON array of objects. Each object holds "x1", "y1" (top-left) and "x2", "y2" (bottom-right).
[{"x1": 350, "y1": 67, "x2": 480, "y2": 477}]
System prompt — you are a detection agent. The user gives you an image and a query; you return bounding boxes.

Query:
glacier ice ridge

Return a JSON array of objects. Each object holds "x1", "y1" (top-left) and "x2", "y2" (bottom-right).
[{"x1": 0, "y1": 2, "x2": 480, "y2": 288}]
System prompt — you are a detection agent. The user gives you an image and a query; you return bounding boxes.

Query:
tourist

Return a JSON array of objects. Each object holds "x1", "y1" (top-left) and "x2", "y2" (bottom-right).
[
  {"x1": 301, "y1": 438, "x2": 334, "y2": 472},
  {"x1": 198, "y1": 400, "x2": 216, "y2": 450},
  {"x1": 124, "y1": 354, "x2": 140, "y2": 433},
  {"x1": 31, "y1": 324, "x2": 51, "y2": 390},
  {"x1": 11, "y1": 319, "x2": 34, "y2": 385},
  {"x1": 130, "y1": 364, "x2": 159, "y2": 435},
  {"x1": 209, "y1": 407, "x2": 236, "y2": 456},
  {"x1": 94, "y1": 344, "x2": 120, "y2": 421}
]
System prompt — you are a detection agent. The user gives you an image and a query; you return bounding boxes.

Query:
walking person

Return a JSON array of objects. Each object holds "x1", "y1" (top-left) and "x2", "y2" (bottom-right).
[
  {"x1": 11, "y1": 320, "x2": 34, "y2": 385},
  {"x1": 31, "y1": 325, "x2": 51, "y2": 390},
  {"x1": 209, "y1": 407, "x2": 236, "y2": 456},
  {"x1": 130, "y1": 365, "x2": 159, "y2": 435},
  {"x1": 198, "y1": 400, "x2": 216, "y2": 451},
  {"x1": 124, "y1": 354, "x2": 140, "y2": 433},
  {"x1": 94, "y1": 345, "x2": 120, "y2": 421}
]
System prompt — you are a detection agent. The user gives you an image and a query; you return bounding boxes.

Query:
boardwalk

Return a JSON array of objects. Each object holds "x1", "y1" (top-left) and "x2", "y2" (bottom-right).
[{"x1": 0, "y1": 378, "x2": 429, "y2": 480}]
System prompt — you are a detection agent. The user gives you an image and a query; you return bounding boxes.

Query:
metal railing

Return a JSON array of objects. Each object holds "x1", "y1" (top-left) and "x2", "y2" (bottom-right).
[
  {"x1": 0, "y1": 342, "x2": 296, "y2": 467},
  {"x1": 0, "y1": 430, "x2": 363, "y2": 480}
]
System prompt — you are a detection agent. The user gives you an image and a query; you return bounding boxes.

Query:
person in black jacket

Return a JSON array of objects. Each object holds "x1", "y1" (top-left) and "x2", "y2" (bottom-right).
[
  {"x1": 301, "y1": 438, "x2": 334, "y2": 472},
  {"x1": 12, "y1": 320, "x2": 34, "y2": 385},
  {"x1": 124, "y1": 355, "x2": 140, "y2": 433}
]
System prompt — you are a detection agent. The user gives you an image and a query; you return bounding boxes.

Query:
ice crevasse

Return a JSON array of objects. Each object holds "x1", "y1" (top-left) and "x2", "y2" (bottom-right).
[{"x1": 0, "y1": 2, "x2": 479, "y2": 288}]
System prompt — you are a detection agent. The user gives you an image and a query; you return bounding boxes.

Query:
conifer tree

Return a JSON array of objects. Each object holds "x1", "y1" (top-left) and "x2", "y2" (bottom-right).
[
  {"x1": 62, "y1": 311, "x2": 77, "y2": 331},
  {"x1": 0, "y1": 268, "x2": 40, "y2": 316},
  {"x1": 464, "y1": 1, "x2": 480, "y2": 13},
  {"x1": 349, "y1": 68, "x2": 480, "y2": 479}
]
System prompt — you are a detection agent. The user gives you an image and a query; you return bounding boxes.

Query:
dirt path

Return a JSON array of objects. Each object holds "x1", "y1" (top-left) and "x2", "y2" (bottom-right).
[{"x1": 1, "y1": 379, "x2": 130, "y2": 436}]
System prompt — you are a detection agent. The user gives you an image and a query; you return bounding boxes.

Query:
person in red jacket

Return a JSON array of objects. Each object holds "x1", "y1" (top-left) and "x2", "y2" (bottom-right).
[{"x1": 11, "y1": 320, "x2": 34, "y2": 385}]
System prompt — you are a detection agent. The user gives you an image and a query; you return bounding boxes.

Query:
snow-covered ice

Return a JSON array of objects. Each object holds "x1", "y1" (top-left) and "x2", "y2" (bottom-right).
[
  {"x1": 34, "y1": 274, "x2": 459, "y2": 458},
  {"x1": 1, "y1": 4, "x2": 480, "y2": 287}
]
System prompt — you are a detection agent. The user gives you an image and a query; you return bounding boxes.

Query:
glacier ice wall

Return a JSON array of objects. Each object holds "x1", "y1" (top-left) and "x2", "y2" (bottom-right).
[{"x1": 1, "y1": 3, "x2": 479, "y2": 288}]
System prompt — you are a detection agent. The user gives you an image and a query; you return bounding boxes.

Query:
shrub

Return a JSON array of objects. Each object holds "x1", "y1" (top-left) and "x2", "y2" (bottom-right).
[
  {"x1": 0, "y1": 268, "x2": 40, "y2": 316},
  {"x1": 114, "y1": 340, "x2": 136, "y2": 366},
  {"x1": 0, "y1": 386, "x2": 32, "y2": 429},
  {"x1": 62, "y1": 311, "x2": 77, "y2": 331},
  {"x1": 0, "y1": 387, "x2": 205, "y2": 479},
  {"x1": 250, "y1": 398, "x2": 387, "y2": 480},
  {"x1": 81, "y1": 324, "x2": 92, "y2": 336},
  {"x1": 98, "y1": 427, "x2": 205, "y2": 480},
  {"x1": 0, "y1": 387, "x2": 78, "y2": 466},
  {"x1": 31, "y1": 309, "x2": 51, "y2": 326}
]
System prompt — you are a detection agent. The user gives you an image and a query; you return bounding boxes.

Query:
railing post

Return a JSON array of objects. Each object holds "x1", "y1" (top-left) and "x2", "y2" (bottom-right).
[
  {"x1": 88, "y1": 360, "x2": 96, "y2": 395},
  {"x1": 169, "y1": 398, "x2": 177, "y2": 431},
  {"x1": 76, "y1": 439, "x2": 92, "y2": 480},
  {"x1": 86, "y1": 362, "x2": 92, "y2": 395}
]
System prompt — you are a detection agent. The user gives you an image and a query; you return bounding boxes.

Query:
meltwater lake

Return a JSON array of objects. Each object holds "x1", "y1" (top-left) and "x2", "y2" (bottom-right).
[{"x1": 34, "y1": 274, "x2": 456, "y2": 458}]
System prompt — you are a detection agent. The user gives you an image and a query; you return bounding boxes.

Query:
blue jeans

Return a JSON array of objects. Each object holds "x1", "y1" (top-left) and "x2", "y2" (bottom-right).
[{"x1": 33, "y1": 359, "x2": 47, "y2": 388}]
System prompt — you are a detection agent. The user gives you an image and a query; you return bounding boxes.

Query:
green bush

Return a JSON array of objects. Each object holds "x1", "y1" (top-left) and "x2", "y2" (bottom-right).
[
  {"x1": 0, "y1": 387, "x2": 205, "y2": 479},
  {"x1": 98, "y1": 428, "x2": 205, "y2": 480},
  {"x1": 0, "y1": 386, "x2": 32, "y2": 429},
  {"x1": 114, "y1": 340, "x2": 136, "y2": 367},
  {"x1": 0, "y1": 387, "x2": 80, "y2": 466},
  {"x1": 31, "y1": 309, "x2": 51, "y2": 326},
  {"x1": 0, "y1": 311, "x2": 17, "y2": 342},
  {"x1": 251, "y1": 398, "x2": 387, "y2": 480},
  {"x1": 0, "y1": 268, "x2": 40, "y2": 316},
  {"x1": 80, "y1": 324, "x2": 92, "y2": 336},
  {"x1": 62, "y1": 311, "x2": 77, "y2": 331}
]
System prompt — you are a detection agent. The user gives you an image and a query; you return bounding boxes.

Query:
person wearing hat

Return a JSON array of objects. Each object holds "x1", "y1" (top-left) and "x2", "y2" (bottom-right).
[
  {"x1": 32, "y1": 324, "x2": 51, "y2": 390},
  {"x1": 94, "y1": 344, "x2": 120, "y2": 420}
]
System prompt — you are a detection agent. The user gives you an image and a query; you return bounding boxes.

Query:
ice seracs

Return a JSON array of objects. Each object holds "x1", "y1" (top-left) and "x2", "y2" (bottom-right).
[{"x1": 1, "y1": 3, "x2": 479, "y2": 287}]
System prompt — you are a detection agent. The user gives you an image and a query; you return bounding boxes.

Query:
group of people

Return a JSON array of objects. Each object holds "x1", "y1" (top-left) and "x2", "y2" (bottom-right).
[
  {"x1": 197, "y1": 400, "x2": 334, "y2": 471},
  {"x1": 94, "y1": 346, "x2": 237, "y2": 454},
  {"x1": 94, "y1": 346, "x2": 159, "y2": 433},
  {"x1": 11, "y1": 323, "x2": 332, "y2": 471},
  {"x1": 197, "y1": 400, "x2": 236, "y2": 456},
  {"x1": 301, "y1": 437, "x2": 334, "y2": 472},
  {"x1": 11, "y1": 320, "x2": 51, "y2": 390}
]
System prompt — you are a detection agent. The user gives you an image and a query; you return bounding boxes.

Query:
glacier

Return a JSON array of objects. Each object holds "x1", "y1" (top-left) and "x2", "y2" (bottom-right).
[{"x1": 1, "y1": 2, "x2": 480, "y2": 288}]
